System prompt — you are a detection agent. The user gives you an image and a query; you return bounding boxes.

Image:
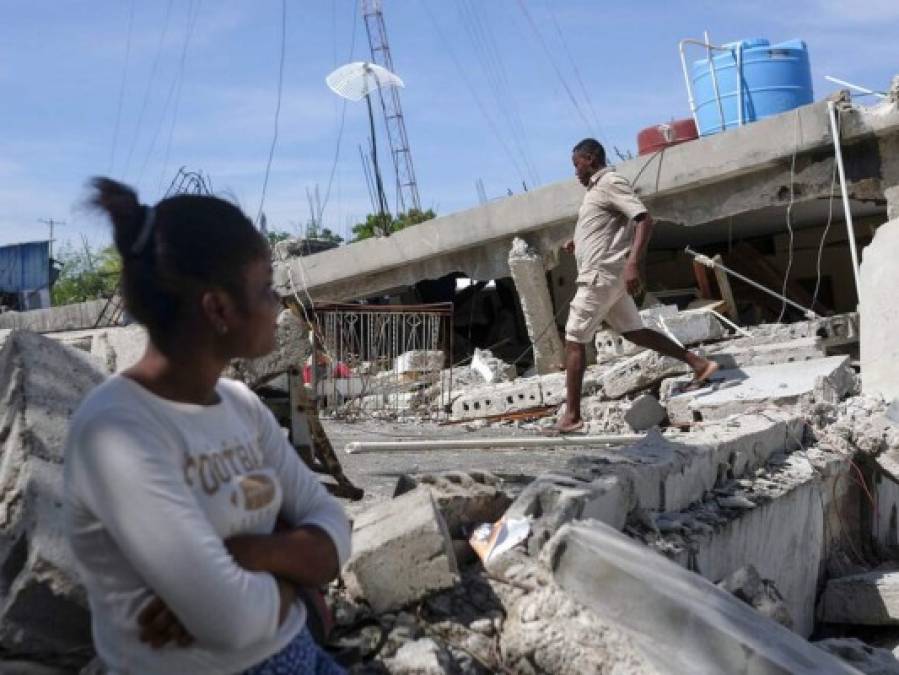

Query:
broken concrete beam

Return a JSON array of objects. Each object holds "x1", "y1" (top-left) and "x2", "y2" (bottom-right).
[
  {"x1": 814, "y1": 638, "x2": 899, "y2": 675},
  {"x1": 227, "y1": 310, "x2": 311, "y2": 388},
  {"x1": 506, "y1": 413, "x2": 802, "y2": 551},
  {"x1": 707, "y1": 336, "x2": 826, "y2": 369},
  {"x1": 595, "y1": 305, "x2": 726, "y2": 362},
  {"x1": 861, "y1": 217, "x2": 899, "y2": 400},
  {"x1": 598, "y1": 349, "x2": 692, "y2": 399},
  {"x1": 344, "y1": 487, "x2": 459, "y2": 612},
  {"x1": 544, "y1": 521, "x2": 859, "y2": 674},
  {"x1": 640, "y1": 448, "x2": 849, "y2": 637},
  {"x1": 662, "y1": 355, "x2": 857, "y2": 426},
  {"x1": 469, "y1": 347, "x2": 516, "y2": 384},
  {"x1": 624, "y1": 394, "x2": 667, "y2": 432},
  {"x1": 508, "y1": 238, "x2": 564, "y2": 375},
  {"x1": 819, "y1": 569, "x2": 899, "y2": 626},
  {"x1": 394, "y1": 350, "x2": 444, "y2": 375}
]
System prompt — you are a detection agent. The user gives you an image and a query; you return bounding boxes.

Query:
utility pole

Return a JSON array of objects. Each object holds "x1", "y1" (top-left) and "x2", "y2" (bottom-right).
[
  {"x1": 362, "y1": 0, "x2": 422, "y2": 214},
  {"x1": 39, "y1": 218, "x2": 65, "y2": 261}
]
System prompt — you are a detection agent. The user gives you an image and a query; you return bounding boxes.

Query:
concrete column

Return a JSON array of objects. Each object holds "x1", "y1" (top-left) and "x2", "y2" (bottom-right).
[
  {"x1": 860, "y1": 217, "x2": 899, "y2": 400},
  {"x1": 508, "y1": 237, "x2": 565, "y2": 374},
  {"x1": 884, "y1": 77, "x2": 899, "y2": 221}
]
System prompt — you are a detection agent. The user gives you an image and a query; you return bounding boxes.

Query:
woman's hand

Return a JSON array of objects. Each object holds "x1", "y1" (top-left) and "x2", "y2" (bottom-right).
[{"x1": 138, "y1": 596, "x2": 194, "y2": 649}]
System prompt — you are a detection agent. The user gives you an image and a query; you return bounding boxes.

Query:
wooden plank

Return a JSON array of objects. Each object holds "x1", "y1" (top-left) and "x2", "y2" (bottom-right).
[{"x1": 712, "y1": 254, "x2": 739, "y2": 321}]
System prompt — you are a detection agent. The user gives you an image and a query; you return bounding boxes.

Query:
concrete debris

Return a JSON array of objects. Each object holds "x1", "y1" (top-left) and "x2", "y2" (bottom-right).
[
  {"x1": 815, "y1": 638, "x2": 899, "y2": 675},
  {"x1": 49, "y1": 324, "x2": 148, "y2": 373},
  {"x1": 0, "y1": 299, "x2": 115, "y2": 333},
  {"x1": 384, "y1": 638, "x2": 459, "y2": 675},
  {"x1": 395, "y1": 350, "x2": 445, "y2": 375},
  {"x1": 594, "y1": 304, "x2": 726, "y2": 362},
  {"x1": 623, "y1": 394, "x2": 667, "y2": 431},
  {"x1": 717, "y1": 565, "x2": 794, "y2": 629},
  {"x1": 227, "y1": 309, "x2": 310, "y2": 388},
  {"x1": 861, "y1": 217, "x2": 899, "y2": 400},
  {"x1": 0, "y1": 332, "x2": 105, "y2": 663},
  {"x1": 543, "y1": 521, "x2": 859, "y2": 674},
  {"x1": 451, "y1": 378, "x2": 543, "y2": 420},
  {"x1": 598, "y1": 349, "x2": 692, "y2": 399},
  {"x1": 344, "y1": 487, "x2": 459, "y2": 613},
  {"x1": 469, "y1": 348, "x2": 516, "y2": 384},
  {"x1": 662, "y1": 355, "x2": 857, "y2": 426},
  {"x1": 507, "y1": 238, "x2": 565, "y2": 375},
  {"x1": 819, "y1": 569, "x2": 899, "y2": 626},
  {"x1": 393, "y1": 471, "x2": 512, "y2": 539},
  {"x1": 708, "y1": 336, "x2": 827, "y2": 369}
]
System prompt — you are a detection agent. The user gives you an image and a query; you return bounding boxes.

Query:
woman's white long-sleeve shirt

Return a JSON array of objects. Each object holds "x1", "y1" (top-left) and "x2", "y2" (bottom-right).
[{"x1": 64, "y1": 375, "x2": 351, "y2": 675}]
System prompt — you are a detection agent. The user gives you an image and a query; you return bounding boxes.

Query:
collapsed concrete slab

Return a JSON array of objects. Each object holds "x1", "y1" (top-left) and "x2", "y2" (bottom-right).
[
  {"x1": 543, "y1": 521, "x2": 859, "y2": 674},
  {"x1": 861, "y1": 217, "x2": 899, "y2": 400},
  {"x1": 662, "y1": 355, "x2": 856, "y2": 426},
  {"x1": 708, "y1": 336, "x2": 827, "y2": 369},
  {"x1": 227, "y1": 309, "x2": 310, "y2": 388},
  {"x1": 344, "y1": 487, "x2": 459, "y2": 613},
  {"x1": 50, "y1": 324, "x2": 148, "y2": 373},
  {"x1": 506, "y1": 412, "x2": 803, "y2": 552},
  {"x1": 0, "y1": 332, "x2": 106, "y2": 660},
  {"x1": 0, "y1": 299, "x2": 114, "y2": 333},
  {"x1": 819, "y1": 569, "x2": 899, "y2": 626},
  {"x1": 508, "y1": 238, "x2": 564, "y2": 375}
]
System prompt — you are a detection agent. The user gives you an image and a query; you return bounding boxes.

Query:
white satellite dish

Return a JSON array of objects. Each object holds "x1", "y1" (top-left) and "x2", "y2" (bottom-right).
[{"x1": 325, "y1": 62, "x2": 404, "y2": 102}]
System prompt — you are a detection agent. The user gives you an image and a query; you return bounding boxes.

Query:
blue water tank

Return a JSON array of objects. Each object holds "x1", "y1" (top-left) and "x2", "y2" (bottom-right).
[{"x1": 691, "y1": 38, "x2": 813, "y2": 136}]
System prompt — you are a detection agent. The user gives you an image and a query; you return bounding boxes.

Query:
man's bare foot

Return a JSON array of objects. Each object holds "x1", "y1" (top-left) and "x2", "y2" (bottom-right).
[
  {"x1": 684, "y1": 358, "x2": 719, "y2": 391},
  {"x1": 552, "y1": 416, "x2": 585, "y2": 434}
]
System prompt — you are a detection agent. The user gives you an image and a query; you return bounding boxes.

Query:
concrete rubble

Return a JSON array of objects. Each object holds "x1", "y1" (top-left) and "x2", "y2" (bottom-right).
[{"x1": 819, "y1": 569, "x2": 899, "y2": 626}]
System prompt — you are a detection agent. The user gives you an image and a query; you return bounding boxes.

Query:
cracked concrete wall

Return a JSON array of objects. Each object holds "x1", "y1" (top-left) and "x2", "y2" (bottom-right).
[{"x1": 860, "y1": 216, "x2": 899, "y2": 399}]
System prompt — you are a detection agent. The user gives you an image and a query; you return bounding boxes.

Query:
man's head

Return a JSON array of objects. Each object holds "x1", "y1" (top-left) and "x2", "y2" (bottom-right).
[{"x1": 571, "y1": 138, "x2": 606, "y2": 187}]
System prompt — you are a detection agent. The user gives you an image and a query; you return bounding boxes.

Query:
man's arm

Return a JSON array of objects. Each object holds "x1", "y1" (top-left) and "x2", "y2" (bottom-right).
[{"x1": 624, "y1": 212, "x2": 654, "y2": 295}]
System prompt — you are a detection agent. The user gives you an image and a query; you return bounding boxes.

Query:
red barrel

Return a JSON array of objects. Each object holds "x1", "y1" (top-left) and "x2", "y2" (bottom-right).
[{"x1": 636, "y1": 118, "x2": 698, "y2": 156}]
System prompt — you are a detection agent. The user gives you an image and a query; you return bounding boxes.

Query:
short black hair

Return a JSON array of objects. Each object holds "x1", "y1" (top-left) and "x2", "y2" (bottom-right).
[{"x1": 572, "y1": 138, "x2": 606, "y2": 166}]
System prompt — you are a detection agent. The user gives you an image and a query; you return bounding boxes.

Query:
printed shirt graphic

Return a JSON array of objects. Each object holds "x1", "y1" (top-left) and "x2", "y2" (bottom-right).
[
  {"x1": 64, "y1": 376, "x2": 351, "y2": 675},
  {"x1": 573, "y1": 167, "x2": 648, "y2": 286}
]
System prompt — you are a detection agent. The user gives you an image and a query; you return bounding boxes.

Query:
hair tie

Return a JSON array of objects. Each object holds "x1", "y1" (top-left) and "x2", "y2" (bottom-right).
[{"x1": 131, "y1": 206, "x2": 156, "y2": 255}]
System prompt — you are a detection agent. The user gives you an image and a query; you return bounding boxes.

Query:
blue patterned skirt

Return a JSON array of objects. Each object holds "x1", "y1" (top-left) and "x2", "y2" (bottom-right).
[{"x1": 244, "y1": 628, "x2": 346, "y2": 675}]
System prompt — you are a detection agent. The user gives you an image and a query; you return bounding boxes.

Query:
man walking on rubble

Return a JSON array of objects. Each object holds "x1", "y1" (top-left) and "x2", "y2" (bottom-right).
[{"x1": 554, "y1": 138, "x2": 719, "y2": 433}]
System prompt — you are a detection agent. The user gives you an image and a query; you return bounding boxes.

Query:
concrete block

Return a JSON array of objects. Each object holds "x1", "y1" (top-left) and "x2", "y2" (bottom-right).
[
  {"x1": 595, "y1": 305, "x2": 726, "y2": 362},
  {"x1": 544, "y1": 521, "x2": 859, "y2": 675},
  {"x1": 819, "y1": 569, "x2": 899, "y2": 626},
  {"x1": 344, "y1": 487, "x2": 459, "y2": 612},
  {"x1": 663, "y1": 356, "x2": 856, "y2": 426},
  {"x1": 624, "y1": 394, "x2": 666, "y2": 431},
  {"x1": 717, "y1": 565, "x2": 793, "y2": 629},
  {"x1": 470, "y1": 348, "x2": 516, "y2": 384},
  {"x1": 451, "y1": 379, "x2": 543, "y2": 420},
  {"x1": 861, "y1": 218, "x2": 899, "y2": 399},
  {"x1": 395, "y1": 350, "x2": 444, "y2": 375},
  {"x1": 598, "y1": 350, "x2": 691, "y2": 399}
]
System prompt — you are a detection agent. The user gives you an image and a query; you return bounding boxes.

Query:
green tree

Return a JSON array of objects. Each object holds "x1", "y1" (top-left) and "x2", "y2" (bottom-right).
[
  {"x1": 304, "y1": 222, "x2": 344, "y2": 245},
  {"x1": 51, "y1": 243, "x2": 121, "y2": 306},
  {"x1": 265, "y1": 230, "x2": 293, "y2": 247},
  {"x1": 351, "y1": 208, "x2": 436, "y2": 242}
]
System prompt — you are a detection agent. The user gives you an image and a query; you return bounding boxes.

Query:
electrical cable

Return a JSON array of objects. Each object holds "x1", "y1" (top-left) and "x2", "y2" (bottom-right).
[
  {"x1": 122, "y1": 0, "x2": 175, "y2": 178},
  {"x1": 812, "y1": 116, "x2": 840, "y2": 311},
  {"x1": 256, "y1": 0, "x2": 287, "y2": 227},
  {"x1": 109, "y1": 0, "x2": 136, "y2": 174},
  {"x1": 777, "y1": 109, "x2": 801, "y2": 323}
]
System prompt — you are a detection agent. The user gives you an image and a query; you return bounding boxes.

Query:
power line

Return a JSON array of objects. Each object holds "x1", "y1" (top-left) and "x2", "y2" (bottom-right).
[
  {"x1": 38, "y1": 218, "x2": 65, "y2": 261},
  {"x1": 122, "y1": 0, "x2": 175, "y2": 178},
  {"x1": 256, "y1": 0, "x2": 287, "y2": 227},
  {"x1": 109, "y1": 0, "x2": 136, "y2": 174},
  {"x1": 514, "y1": 0, "x2": 593, "y2": 133}
]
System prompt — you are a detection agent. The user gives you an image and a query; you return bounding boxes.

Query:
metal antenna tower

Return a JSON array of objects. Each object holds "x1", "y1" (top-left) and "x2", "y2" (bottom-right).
[{"x1": 362, "y1": 0, "x2": 421, "y2": 214}]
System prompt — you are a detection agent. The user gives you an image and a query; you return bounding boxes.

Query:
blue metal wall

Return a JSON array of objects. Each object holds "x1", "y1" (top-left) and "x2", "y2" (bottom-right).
[{"x1": 0, "y1": 241, "x2": 50, "y2": 293}]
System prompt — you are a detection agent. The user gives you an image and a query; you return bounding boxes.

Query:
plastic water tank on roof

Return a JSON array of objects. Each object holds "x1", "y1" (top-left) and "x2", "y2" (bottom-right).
[{"x1": 691, "y1": 38, "x2": 813, "y2": 136}]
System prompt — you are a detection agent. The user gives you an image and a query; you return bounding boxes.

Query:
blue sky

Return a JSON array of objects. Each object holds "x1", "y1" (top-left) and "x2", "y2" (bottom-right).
[{"x1": 1, "y1": 0, "x2": 896, "y2": 250}]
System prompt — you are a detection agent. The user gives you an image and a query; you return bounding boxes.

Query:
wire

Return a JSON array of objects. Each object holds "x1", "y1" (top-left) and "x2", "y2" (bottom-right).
[
  {"x1": 812, "y1": 116, "x2": 840, "y2": 310},
  {"x1": 156, "y1": 0, "x2": 202, "y2": 195},
  {"x1": 122, "y1": 0, "x2": 175, "y2": 178},
  {"x1": 421, "y1": 1, "x2": 529, "y2": 187},
  {"x1": 514, "y1": 0, "x2": 593, "y2": 133},
  {"x1": 256, "y1": 0, "x2": 287, "y2": 227},
  {"x1": 777, "y1": 109, "x2": 801, "y2": 323},
  {"x1": 320, "y1": 0, "x2": 360, "y2": 223},
  {"x1": 109, "y1": 0, "x2": 136, "y2": 174}
]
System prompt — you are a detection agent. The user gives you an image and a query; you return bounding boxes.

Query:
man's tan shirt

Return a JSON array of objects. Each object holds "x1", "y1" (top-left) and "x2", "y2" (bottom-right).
[{"x1": 573, "y1": 167, "x2": 647, "y2": 286}]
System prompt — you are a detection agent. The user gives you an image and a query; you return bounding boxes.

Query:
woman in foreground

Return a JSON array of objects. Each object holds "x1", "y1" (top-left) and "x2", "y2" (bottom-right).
[{"x1": 64, "y1": 178, "x2": 350, "y2": 674}]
